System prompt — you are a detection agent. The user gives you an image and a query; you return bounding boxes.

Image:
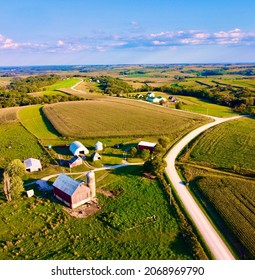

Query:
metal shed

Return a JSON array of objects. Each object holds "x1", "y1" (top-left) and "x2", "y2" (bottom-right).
[{"x1": 69, "y1": 141, "x2": 89, "y2": 156}]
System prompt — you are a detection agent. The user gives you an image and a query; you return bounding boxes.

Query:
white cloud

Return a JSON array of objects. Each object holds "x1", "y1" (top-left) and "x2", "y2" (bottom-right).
[
  {"x1": 57, "y1": 40, "x2": 65, "y2": 46},
  {"x1": 152, "y1": 40, "x2": 166, "y2": 45}
]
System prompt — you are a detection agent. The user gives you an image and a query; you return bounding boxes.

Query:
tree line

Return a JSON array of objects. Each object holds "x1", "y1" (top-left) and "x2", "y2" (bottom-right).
[{"x1": 0, "y1": 75, "x2": 82, "y2": 108}]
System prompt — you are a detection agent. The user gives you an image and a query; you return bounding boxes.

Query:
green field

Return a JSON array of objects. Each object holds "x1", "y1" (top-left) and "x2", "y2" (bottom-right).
[
  {"x1": 18, "y1": 105, "x2": 61, "y2": 140},
  {"x1": 0, "y1": 122, "x2": 48, "y2": 170},
  {"x1": 43, "y1": 99, "x2": 207, "y2": 138},
  {"x1": 172, "y1": 95, "x2": 237, "y2": 117},
  {"x1": 181, "y1": 165, "x2": 255, "y2": 259},
  {"x1": 0, "y1": 166, "x2": 195, "y2": 260},
  {"x1": 188, "y1": 118, "x2": 255, "y2": 172},
  {"x1": 29, "y1": 78, "x2": 80, "y2": 97}
]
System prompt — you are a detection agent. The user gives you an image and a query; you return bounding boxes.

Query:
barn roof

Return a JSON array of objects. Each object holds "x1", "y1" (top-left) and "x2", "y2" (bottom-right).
[
  {"x1": 91, "y1": 152, "x2": 101, "y2": 159},
  {"x1": 53, "y1": 173, "x2": 83, "y2": 196},
  {"x1": 24, "y1": 158, "x2": 42, "y2": 169},
  {"x1": 69, "y1": 141, "x2": 89, "y2": 155},
  {"x1": 138, "y1": 141, "x2": 157, "y2": 148}
]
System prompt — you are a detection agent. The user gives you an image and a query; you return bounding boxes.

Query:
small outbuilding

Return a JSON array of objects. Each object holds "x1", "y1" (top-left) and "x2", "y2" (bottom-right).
[
  {"x1": 95, "y1": 141, "x2": 103, "y2": 151},
  {"x1": 69, "y1": 141, "x2": 89, "y2": 156},
  {"x1": 138, "y1": 141, "x2": 157, "y2": 152},
  {"x1": 24, "y1": 158, "x2": 42, "y2": 172},
  {"x1": 91, "y1": 152, "x2": 102, "y2": 161},
  {"x1": 53, "y1": 173, "x2": 94, "y2": 209},
  {"x1": 147, "y1": 92, "x2": 155, "y2": 98},
  {"x1": 68, "y1": 155, "x2": 83, "y2": 168}
]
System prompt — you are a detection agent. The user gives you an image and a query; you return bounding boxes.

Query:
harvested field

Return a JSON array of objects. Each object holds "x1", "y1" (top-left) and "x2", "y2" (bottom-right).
[
  {"x1": 0, "y1": 107, "x2": 19, "y2": 123},
  {"x1": 43, "y1": 99, "x2": 207, "y2": 138}
]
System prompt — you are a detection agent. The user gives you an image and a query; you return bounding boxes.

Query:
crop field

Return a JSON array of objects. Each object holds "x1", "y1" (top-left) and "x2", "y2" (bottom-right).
[
  {"x1": 0, "y1": 122, "x2": 48, "y2": 170},
  {"x1": 188, "y1": 118, "x2": 255, "y2": 172},
  {"x1": 0, "y1": 166, "x2": 195, "y2": 260},
  {"x1": 43, "y1": 99, "x2": 207, "y2": 138},
  {"x1": 187, "y1": 171, "x2": 255, "y2": 259},
  {"x1": 18, "y1": 105, "x2": 61, "y2": 140},
  {"x1": 0, "y1": 107, "x2": 19, "y2": 123}
]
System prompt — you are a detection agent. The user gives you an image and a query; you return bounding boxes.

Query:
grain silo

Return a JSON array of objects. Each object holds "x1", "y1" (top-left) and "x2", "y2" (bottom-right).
[
  {"x1": 86, "y1": 171, "x2": 96, "y2": 198},
  {"x1": 95, "y1": 141, "x2": 103, "y2": 151}
]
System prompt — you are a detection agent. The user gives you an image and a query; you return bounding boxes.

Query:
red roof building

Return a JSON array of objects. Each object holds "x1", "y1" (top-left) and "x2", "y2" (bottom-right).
[
  {"x1": 138, "y1": 141, "x2": 157, "y2": 152},
  {"x1": 53, "y1": 174, "x2": 91, "y2": 209}
]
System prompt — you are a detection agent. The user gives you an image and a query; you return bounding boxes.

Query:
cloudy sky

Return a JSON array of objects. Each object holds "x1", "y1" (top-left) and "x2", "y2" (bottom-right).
[{"x1": 0, "y1": 0, "x2": 255, "y2": 65}]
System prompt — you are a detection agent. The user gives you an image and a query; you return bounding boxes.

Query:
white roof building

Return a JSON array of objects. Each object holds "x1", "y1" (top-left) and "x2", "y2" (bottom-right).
[
  {"x1": 24, "y1": 158, "x2": 42, "y2": 172},
  {"x1": 95, "y1": 141, "x2": 103, "y2": 151},
  {"x1": 69, "y1": 141, "x2": 89, "y2": 156}
]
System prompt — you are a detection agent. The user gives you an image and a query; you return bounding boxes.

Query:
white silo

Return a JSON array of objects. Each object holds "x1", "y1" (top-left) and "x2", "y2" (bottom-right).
[
  {"x1": 86, "y1": 171, "x2": 96, "y2": 198},
  {"x1": 95, "y1": 141, "x2": 103, "y2": 151}
]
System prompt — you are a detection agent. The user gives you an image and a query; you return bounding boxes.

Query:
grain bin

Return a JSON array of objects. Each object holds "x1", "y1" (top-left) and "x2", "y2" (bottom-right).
[
  {"x1": 86, "y1": 171, "x2": 96, "y2": 198},
  {"x1": 95, "y1": 141, "x2": 103, "y2": 151}
]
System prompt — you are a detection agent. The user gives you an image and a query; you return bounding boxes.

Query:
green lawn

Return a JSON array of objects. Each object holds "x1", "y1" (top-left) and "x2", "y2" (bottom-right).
[
  {"x1": 43, "y1": 78, "x2": 80, "y2": 91},
  {"x1": 0, "y1": 166, "x2": 195, "y2": 260},
  {"x1": 18, "y1": 105, "x2": 61, "y2": 140}
]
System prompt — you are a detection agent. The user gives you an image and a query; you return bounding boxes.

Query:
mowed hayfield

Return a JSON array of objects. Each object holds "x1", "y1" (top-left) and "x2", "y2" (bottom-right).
[
  {"x1": 0, "y1": 122, "x2": 48, "y2": 170},
  {"x1": 188, "y1": 118, "x2": 255, "y2": 171},
  {"x1": 43, "y1": 99, "x2": 207, "y2": 138},
  {"x1": 181, "y1": 165, "x2": 255, "y2": 259},
  {"x1": 18, "y1": 105, "x2": 61, "y2": 139}
]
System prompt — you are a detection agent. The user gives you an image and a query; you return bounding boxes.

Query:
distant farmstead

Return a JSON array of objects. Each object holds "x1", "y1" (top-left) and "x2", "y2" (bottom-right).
[
  {"x1": 138, "y1": 141, "x2": 157, "y2": 152},
  {"x1": 53, "y1": 172, "x2": 96, "y2": 209},
  {"x1": 24, "y1": 158, "x2": 42, "y2": 172},
  {"x1": 69, "y1": 141, "x2": 89, "y2": 156}
]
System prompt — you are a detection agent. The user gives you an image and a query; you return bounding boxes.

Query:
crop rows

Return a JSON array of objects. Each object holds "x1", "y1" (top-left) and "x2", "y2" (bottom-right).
[
  {"x1": 194, "y1": 176, "x2": 255, "y2": 258},
  {"x1": 43, "y1": 99, "x2": 206, "y2": 138},
  {"x1": 189, "y1": 118, "x2": 255, "y2": 171}
]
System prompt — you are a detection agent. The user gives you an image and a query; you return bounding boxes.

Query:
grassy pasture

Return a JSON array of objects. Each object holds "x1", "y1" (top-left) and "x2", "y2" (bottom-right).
[
  {"x1": 43, "y1": 78, "x2": 80, "y2": 91},
  {"x1": 43, "y1": 99, "x2": 207, "y2": 138},
  {"x1": 0, "y1": 122, "x2": 48, "y2": 170},
  {"x1": 174, "y1": 95, "x2": 237, "y2": 117},
  {"x1": 0, "y1": 166, "x2": 195, "y2": 260},
  {"x1": 188, "y1": 118, "x2": 255, "y2": 172},
  {"x1": 181, "y1": 165, "x2": 255, "y2": 259},
  {"x1": 18, "y1": 105, "x2": 61, "y2": 140}
]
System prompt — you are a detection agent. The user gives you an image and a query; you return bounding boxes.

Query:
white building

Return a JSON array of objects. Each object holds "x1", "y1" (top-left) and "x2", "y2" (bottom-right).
[
  {"x1": 69, "y1": 141, "x2": 89, "y2": 156},
  {"x1": 95, "y1": 141, "x2": 103, "y2": 151},
  {"x1": 24, "y1": 158, "x2": 42, "y2": 172}
]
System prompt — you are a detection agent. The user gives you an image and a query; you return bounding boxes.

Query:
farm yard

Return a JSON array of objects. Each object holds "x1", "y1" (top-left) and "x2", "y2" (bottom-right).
[{"x1": 0, "y1": 166, "x2": 197, "y2": 260}]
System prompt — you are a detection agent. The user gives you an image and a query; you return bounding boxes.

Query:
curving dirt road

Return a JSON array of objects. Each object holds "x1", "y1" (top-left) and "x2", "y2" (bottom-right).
[{"x1": 165, "y1": 115, "x2": 242, "y2": 260}]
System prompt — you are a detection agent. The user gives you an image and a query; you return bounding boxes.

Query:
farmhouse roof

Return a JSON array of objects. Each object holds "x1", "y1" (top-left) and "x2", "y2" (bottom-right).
[
  {"x1": 69, "y1": 141, "x2": 89, "y2": 155},
  {"x1": 91, "y1": 152, "x2": 101, "y2": 159},
  {"x1": 138, "y1": 141, "x2": 157, "y2": 148},
  {"x1": 68, "y1": 155, "x2": 81, "y2": 164},
  {"x1": 53, "y1": 173, "x2": 83, "y2": 196},
  {"x1": 24, "y1": 158, "x2": 42, "y2": 169}
]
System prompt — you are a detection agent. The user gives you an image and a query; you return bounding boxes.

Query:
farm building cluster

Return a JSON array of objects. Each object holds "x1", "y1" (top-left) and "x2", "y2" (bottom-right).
[{"x1": 68, "y1": 140, "x2": 103, "y2": 168}]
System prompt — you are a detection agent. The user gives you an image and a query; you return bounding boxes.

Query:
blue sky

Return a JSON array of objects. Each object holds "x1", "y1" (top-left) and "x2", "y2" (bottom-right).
[{"x1": 0, "y1": 0, "x2": 255, "y2": 65}]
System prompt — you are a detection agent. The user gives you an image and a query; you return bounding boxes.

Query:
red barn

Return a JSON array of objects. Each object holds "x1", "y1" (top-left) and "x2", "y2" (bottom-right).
[
  {"x1": 53, "y1": 174, "x2": 91, "y2": 209},
  {"x1": 138, "y1": 141, "x2": 157, "y2": 152}
]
